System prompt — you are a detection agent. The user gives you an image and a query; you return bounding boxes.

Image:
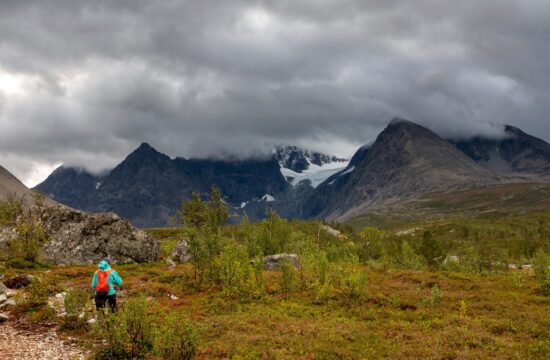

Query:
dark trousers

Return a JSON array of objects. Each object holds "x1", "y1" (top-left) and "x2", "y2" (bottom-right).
[{"x1": 95, "y1": 293, "x2": 117, "y2": 312}]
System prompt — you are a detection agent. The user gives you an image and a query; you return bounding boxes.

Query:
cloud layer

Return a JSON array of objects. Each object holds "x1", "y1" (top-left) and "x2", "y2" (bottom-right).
[{"x1": 1, "y1": 0, "x2": 549, "y2": 186}]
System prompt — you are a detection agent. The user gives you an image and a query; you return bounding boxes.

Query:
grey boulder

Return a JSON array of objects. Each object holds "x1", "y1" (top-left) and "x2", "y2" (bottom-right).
[
  {"x1": 263, "y1": 253, "x2": 300, "y2": 270},
  {"x1": 167, "y1": 239, "x2": 191, "y2": 264},
  {"x1": 0, "y1": 282, "x2": 8, "y2": 295},
  {"x1": 35, "y1": 206, "x2": 160, "y2": 265}
]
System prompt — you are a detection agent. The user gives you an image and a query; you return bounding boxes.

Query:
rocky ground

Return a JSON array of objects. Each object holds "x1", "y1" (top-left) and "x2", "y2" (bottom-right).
[{"x1": 0, "y1": 321, "x2": 87, "y2": 360}]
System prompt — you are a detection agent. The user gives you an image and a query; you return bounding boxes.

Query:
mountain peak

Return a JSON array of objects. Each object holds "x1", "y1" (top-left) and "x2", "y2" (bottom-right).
[
  {"x1": 134, "y1": 142, "x2": 158, "y2": 153},
  {"x1": 126, "y1": 142, "x2": 168, "y2": 160},
  {"x1": 504, "y1": 124, "x2": 526, "y2": 137},
  {"x1": 389, "y1": 117, "x2": 413, "y2": 125}
]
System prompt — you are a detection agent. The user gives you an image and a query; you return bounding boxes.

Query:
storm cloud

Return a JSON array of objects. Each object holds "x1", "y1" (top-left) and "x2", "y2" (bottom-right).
[{"x1": 1, "y1": 0, "x2": 549, "y2": 186}]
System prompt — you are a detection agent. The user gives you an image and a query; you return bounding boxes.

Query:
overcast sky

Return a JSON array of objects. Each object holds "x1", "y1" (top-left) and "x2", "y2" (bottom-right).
[{"x1": 1, "y1": 0, "x2": 549, "y2": 187}]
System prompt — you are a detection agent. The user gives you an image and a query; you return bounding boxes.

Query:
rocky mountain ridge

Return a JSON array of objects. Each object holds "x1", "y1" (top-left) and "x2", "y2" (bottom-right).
[
  {"x1": 303, "y1": 119, "x2": 501, "y2": 220},
  {"x1": 36, "y1": 143, "x2": 289, "y2": 227},
  {"x1": 35, "y1": 119, "x2": 550, "y2": 226},
  {"x1": 452, "y1": 125, "x2": 550, "y2": 174},
  {"x1": 274, "y1": 145, "x2": 348, "y2": 174}
]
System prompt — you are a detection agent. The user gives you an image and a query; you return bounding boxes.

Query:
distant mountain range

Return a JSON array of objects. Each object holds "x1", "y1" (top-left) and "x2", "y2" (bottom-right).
[
  {"x1": 34, "y1": 119, "x2": 550, "y2": 227},
  {"x1": 452, "y1": 125, "x2": 550, "y2": 174}
]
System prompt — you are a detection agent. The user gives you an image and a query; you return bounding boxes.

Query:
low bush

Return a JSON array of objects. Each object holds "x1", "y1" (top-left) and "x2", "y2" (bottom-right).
[
  {"x1": 26, "y1": 279, "x2": 48, "y2": 307},
  {"x1": 280, "y1": 259, "x2": 298, "y2": 299},
  {"x1": 533, "y1": 251, "x2": 550, "y2": 296},
  {"x1": 7, "y1": 211, "x2": 48, "y2": 262},
  {"x1": 93, "y1": 297, "x2": 200, "y2": 360},
  {"x1": 398, "y1": 241, "x2": 426, "y2": 271},
  {"x1": 153, "y1": 312, "x2": 199, "y2": 360},
  {"x1": 61, "y1": 287, "x2": 90, "y2": 330},
  {"x1": 93, "y1": 297, "x2": 153, "y2": 360},
  {"x1": 421, "y1": 284, "x2": 443, "y2": 307},
  {"x1": 5, "y1": 257, "x2": 44, "y2": 269},
  {"x1": 215, "y1": 242, "x2": 265, "y2": 302}
]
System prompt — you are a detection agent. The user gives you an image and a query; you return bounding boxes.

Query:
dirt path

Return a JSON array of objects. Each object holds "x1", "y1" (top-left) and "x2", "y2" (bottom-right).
[{"x1": 0, "y1": 321, "x2": 87, "y2": 360}]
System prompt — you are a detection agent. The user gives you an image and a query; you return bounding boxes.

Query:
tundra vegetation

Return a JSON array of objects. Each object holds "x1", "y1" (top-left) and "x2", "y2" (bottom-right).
[{"x1": 1, "y1": 188, "x2": 550, "y2": 359}]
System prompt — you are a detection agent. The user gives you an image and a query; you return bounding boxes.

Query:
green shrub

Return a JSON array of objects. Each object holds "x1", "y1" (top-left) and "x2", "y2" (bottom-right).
[
  {"x1": 329, "y1": 262, "x2": 367, "y2": 302},
  {"x1": 0, "y1": 194, "x2": 23, "y2": 226},
  {"x1": 280, "y1": 259, "x2": 297, "y2": 299},
  {"x1": 61, "y1": 288, "x2": 90, "y2": 330},
  {"x1": 5, "y1": 257, "x2": 43, "y2": 269},
  {"x1": 259, "y1": 209, "x2": 291, "y2": 256},
  {"x1": 420, "y1": 231, "x2": 444, "y2": 268},
  {"x1": 7, "y1": 211, "x2": 48, "y2": 262},
  {"x1": 398, "y1": 241, "x2": 426, "y2": 271},
  {"x1": 358, "y1": 227, "x2": 384, "y2": 262},
  {"x1": 299, "y1": 251, "x2": 329, "y2": 290},
  {"x1": 533, "y1": 251, "x2": 550, "y2": 296},
  {"x1": 215, "y1": 242, "x2": 265, "y2": 302},
  {"x1": 93, "y1": 297, "x2": 153, "y2": 360},
  {"x1": 153, "y1": 313, "x2": 199, "y2": 360},
  {"x1": 422, "y1": 284, "x2": 443, "y2": 307},
  {"x1": 340, "y1": 265, "x2": 367, "y2": 301},
  {"x1": 26, "y1": 279, "x2": 48, "y2": 308}
]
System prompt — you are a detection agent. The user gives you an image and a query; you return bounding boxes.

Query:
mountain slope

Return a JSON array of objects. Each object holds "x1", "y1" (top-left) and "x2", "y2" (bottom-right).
[
  {"x1": 36, "y1": 143, "x2": 289, "y2": 227},
  {"x1": 1, "y1": 165, "x2": 57, "y2": 207},
  {"x1": 309, "y1": 119, "x2": 499, "y2": 220},
  {"x1": 34, "y1": 166, "x2": 103, "y2": 209},
  {"x1": 453, "y1": 125, "x2": 550, "y2": 174}
]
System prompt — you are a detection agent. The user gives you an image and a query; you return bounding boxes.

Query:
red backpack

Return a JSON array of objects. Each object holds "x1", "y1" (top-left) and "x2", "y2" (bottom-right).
[{"x1": 95, "y1": 269, "x2": 112, "y2": 294}]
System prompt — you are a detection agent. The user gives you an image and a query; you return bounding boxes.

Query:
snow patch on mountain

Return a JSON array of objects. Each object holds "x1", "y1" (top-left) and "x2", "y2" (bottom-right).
[
  {"x1": 339, "y1": 166, "x2": 355, "y2": 176},
  {"x1": 262, "y1": 194, "x2": 276, "y2": 202},
  {"x1": 275, "y1": 145, "x2": 349, "y2": 188},
  {"x1": 282, "y1": 160, "x2": 349, "y2": 188}
]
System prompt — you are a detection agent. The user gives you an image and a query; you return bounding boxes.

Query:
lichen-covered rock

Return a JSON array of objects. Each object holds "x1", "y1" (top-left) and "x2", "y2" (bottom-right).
[
  {"x1": 0, "y1": 298, "x2": 15, "y2": 309},
  {"x1": 0, "y1": 226, "x2": 15, "y2": 243},
  {"x1": 34, "y1": 206, "x2": 159, "y2": 265},
  {"x1": 167, "y1": 239, "x2": 191, "y2": 264},
  {"x1": 263, "y1": 253, "x2": 300, "y2": 270}
]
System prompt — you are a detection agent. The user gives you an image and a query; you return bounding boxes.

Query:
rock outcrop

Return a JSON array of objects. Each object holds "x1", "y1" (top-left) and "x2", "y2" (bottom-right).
[
  {"x1": 167, "y1": 239, "x2": 191, "y2": 264},
  {"x1": 35, "y1": 206, "x2": 160, "y2": 265},
  {"x1": 263, "y1": 253, "x2": 300, "y2": 270},
  {"x1": 0, "y1": 282, "x2": 17, "y2": 310}
]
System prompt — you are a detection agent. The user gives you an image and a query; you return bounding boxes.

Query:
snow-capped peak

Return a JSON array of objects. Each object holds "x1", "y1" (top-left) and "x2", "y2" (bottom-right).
[{"x1": 274, "y1": 145, "x2": 350, "y2": 188}]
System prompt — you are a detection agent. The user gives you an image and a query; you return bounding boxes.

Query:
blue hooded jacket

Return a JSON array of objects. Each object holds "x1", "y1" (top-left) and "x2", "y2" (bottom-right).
[{"x1": 91, "y1": 260, "x2": 123, "y2": 296}]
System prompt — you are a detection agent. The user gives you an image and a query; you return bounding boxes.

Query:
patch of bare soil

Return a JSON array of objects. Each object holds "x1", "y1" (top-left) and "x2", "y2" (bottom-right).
[{"x1": 0, "y1": 320, "x2": 88, "y2": 360}]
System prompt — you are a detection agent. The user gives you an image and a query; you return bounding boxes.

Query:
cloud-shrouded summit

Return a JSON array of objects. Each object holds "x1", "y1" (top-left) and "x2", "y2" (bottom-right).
[{"x1": 1, "y1": 0, "x2": 549, "y2": 186}]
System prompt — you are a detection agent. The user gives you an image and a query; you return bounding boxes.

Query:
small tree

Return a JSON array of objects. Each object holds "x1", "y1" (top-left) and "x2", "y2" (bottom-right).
[
  {"x1": 207, "y1": 186, "x2": 228, "y2": 234},
  {"x1": 533, "y1": 250, "x2": 550, "y2": 296},
  {"x1": 399, "y1": 241, "x2": 426, "y2": 270},
  {"x1": 176, "y1": 187, "x2": 229, "y2": 288},
  {"x1": 358, "y1": 227, "x2": 384, "y2": 262},
  {"x1": 420, "y1": 231, "x2": 444, "y2": 268},
  {"x1": 259, "y1": 209, "x2": 290, "y2": 255},
  {"x1": 241, "y1": 214, "x2": 260, "y2": 258},
  {"x1": 178, "y1": 192, "x2": 209, "y2": 229},
  {"x1": 0, "y1": 193, "x2": 23, "y2": 226},
  {"x1": 8, "y1": 210, "x2": 48, "y2": 262}
]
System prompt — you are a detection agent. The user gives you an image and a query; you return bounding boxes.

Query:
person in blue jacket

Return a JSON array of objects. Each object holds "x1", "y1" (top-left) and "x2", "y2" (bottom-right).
[{"x1": 91, "y1": 258, "x2": 123, "y2": 312}]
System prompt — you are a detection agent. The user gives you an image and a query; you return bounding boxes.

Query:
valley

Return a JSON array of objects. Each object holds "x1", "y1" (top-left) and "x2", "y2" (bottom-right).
[{"x1": 1, "y1": 119, "x2": 550, "y2": 359}]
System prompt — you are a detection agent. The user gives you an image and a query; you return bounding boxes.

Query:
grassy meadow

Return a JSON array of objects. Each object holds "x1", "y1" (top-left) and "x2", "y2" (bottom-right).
[{"x1": 2, "y1": 189, "x2": 550, "y2": 359}]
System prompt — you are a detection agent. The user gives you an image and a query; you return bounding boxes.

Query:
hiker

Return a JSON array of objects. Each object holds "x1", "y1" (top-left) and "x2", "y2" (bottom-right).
[{"x1": 91, "y1": 258, "x2": 123, "y2": 312}]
